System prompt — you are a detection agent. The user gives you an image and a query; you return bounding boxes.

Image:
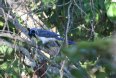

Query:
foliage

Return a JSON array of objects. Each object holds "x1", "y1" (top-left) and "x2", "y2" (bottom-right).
[
  {"x1": 0, "y1": 0, "x2": 116, "y2": 78},
  {"x1": 62, "y1": 39, "x2": 114, "y2": 78}
]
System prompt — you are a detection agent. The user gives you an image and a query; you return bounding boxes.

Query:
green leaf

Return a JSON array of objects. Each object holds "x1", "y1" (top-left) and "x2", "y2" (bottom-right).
[
  {"x1": 71, "y1": 68, "x2": 85, "y2": 78},
  {"x1": 0, "y1": 45, "x2": 7, "y2": 53},
  {"x1": 107, "y1": 3, "x2": 116, "y2": 17},
  {"x1": 0, "y1": 62, "x2": 8, "y2": 69},
  {"x1": 0, "y1": 21, "x2": 4, "y2": 27},
  {"x1": 0, "y1": 45, "x2": 13, "y2": 55},
  {"x1": 6, "y1": 47, "x2": 13, "y2": 55},
  {"x1": 62, "y1": 45, "x2": 81, "y2": 62},
  {"x1": 96, "y1": 72, "x2": 107, "y2": 78},
  {"x1": 106, "y1": 2, "x2": 116, "y2": 23}
]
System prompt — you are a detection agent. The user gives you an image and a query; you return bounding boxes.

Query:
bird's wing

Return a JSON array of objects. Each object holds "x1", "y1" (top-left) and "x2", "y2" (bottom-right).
[{"x1": 36, "y1": 29, "x2": 60, "y2": 38}]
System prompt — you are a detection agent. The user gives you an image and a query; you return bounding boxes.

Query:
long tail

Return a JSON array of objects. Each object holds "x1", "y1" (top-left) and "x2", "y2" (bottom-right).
[{"x1": 56, "y1": 37, "x2": 75, "y2": 45}]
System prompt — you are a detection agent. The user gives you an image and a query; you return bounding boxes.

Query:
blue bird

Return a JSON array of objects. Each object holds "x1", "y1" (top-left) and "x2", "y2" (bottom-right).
[{"x1": 28, "y1": 28, "x2": 75, "y2": 45}]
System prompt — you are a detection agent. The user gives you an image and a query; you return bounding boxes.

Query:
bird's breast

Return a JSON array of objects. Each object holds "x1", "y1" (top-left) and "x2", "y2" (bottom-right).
[{"x1": 37, "y1": 36, "x2": 56, "y2": 44}]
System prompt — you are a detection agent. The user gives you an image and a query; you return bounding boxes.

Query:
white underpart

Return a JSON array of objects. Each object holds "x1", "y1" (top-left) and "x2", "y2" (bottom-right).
[
  {"x1": 39, "y1": 37, "x2": 56, "y2": 44},
  {"x1": 35, "y1": 35, "x2": 56, "y2": 44}
]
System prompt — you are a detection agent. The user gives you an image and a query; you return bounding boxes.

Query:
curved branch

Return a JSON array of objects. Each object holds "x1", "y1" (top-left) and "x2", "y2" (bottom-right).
[
  {"x1": 0, "y1": 38, "x2": 36, "y2": 67},
  {"x1": 0, "y1": 32, "x2": 24, "y2": 41}
]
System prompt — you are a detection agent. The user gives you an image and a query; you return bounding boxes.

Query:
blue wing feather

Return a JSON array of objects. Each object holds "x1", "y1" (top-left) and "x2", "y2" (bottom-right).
[{"x1": 36, "y1": 29, "x2": 60, "y2": 38}]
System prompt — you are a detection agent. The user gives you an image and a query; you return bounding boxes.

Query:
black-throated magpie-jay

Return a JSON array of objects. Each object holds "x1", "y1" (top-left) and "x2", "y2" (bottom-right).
[{"x1": 28, "y1": 28, "x2": 75, "y2": 45}]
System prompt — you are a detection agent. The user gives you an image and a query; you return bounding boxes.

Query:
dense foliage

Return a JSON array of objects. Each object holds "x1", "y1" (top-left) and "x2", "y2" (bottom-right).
[{"x1": 0, "y1": 0, "x2": 116, "y2": 78}]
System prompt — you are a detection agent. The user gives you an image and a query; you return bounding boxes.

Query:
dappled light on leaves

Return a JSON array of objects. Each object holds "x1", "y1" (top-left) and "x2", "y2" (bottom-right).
[{"x1": 0, "y1": 0, "x2": 116, "y2": 78}]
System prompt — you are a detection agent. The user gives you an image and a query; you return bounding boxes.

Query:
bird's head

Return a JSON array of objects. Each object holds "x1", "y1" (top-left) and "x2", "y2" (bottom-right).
[{"x1": 28, "y1": 28, "x2": 36, "y2": 38}]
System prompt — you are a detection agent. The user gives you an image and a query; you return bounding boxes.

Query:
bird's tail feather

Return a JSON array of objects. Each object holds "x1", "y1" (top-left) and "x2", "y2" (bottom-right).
[
  {"x1": 56, "y1": 37, "x2": 64, "y2": 40},
  {"x1": 56, "y1": 37, "x2": 75, "y2": 45}
]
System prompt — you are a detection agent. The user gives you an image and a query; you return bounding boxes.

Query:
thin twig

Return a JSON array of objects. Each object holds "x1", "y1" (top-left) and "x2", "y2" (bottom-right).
[
  {"x1": 65, "y1": 1, "x2": 72, "y2": 46},
  {"x1": 89, "y1": 0, "x2": 95, "y2": 41},
  {"x1": 89, "y1": 20, "x2": 95, "y2": 41},
  {"x1": 60, "y1": 60, "x2": 66, "y2": 78},
  {"x1": 73, "y1": 0, "x2": 87, "y2": 16}
]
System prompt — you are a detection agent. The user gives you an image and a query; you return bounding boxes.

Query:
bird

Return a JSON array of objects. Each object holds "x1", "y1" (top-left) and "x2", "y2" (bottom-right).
[{"x1": 28, "y1": 28, "x2": 75, "y2": 45}]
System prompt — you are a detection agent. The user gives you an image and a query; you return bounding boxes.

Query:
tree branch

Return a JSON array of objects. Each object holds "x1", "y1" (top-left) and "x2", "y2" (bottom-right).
[{"x1": 0, "y1": 38, "x2": 36, "y2": 67}]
